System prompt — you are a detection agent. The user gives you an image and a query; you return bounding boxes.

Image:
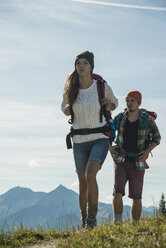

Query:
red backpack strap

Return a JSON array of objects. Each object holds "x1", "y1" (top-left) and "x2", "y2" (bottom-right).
[
  {"x1": 141, "y1": 109, "x2": 157, "y2": 120},
  {"x1": 93, "y1": 73, "x2": 106, "y2": 104},
  {"x1": 94, "y1": 75, "x2": 111, "y2": 123},
  {"x1": 93, "y1": 73, "x2": 103, "y2": 81},
  {"x1": 96, "y1": 79, "x2": 105, "y2": 122},
  {"x1": 96, "y1": 79, "x2": 105, "y2": 105}
]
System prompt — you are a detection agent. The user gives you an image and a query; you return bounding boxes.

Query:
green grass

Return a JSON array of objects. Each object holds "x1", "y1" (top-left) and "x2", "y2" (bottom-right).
[
  {"x1": 58, "y1": 216, "x2": 166, "y2": 248},
  {"x1": 0, "y1": 216, "x2": 166, "y2": 247},
  {"x1": 0, "y1": 227, "x2": 70, "y2": 247}
]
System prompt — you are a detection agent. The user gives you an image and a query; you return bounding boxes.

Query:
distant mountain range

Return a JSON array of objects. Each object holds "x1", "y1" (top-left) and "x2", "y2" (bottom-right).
[{"x1": 0, "y1": 185, "x2": 157, "y2": 231}]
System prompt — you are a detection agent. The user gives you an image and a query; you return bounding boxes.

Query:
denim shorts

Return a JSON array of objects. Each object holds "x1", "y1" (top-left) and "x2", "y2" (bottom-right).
[{"x1": 73, "y1": 138, "x2": 109, "y2": 173}]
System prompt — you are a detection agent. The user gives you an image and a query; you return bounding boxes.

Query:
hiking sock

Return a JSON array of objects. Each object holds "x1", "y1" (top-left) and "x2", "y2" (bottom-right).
[
  {"x1": 81, "y1": 210, "x2": 87, "y2": 228},
  {"x1": 114, "y1": 213, "x2": 122, "y2": 223},
  {"x1": 87, "y1": 203, "x2": 98, "y2": 229},
  {"x1": 87, "y1": 203, "x2": 98, "y2": 217}
]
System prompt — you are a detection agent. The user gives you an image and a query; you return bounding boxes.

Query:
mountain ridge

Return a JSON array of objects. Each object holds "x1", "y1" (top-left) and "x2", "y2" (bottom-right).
[{"x1": 0, "y1": 185, "x2": 156, "y2": 231}]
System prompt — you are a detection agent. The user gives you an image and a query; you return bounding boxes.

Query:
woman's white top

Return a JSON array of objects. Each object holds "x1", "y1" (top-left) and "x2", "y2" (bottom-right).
[{"x1": 61, "y1": 79, "x2": 118, "y2": 143}]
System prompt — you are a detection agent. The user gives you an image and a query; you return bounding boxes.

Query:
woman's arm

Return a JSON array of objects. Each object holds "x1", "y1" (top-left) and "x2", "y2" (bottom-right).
[
  {"x1": 61, "y1": 92, "x2": 71, "y2": 116},
  {"x1": 104, "y1": 84, "x2": 118, "y2": 111}
]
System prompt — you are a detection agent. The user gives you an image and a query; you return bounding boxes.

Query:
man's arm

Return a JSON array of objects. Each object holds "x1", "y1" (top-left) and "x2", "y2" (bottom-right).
[
  {"x1": 139, "y1": 119, "x2": 161, "y2": 161},
  {"x1": 138, "y1": 142, "x2": 158, "y2": 161}
]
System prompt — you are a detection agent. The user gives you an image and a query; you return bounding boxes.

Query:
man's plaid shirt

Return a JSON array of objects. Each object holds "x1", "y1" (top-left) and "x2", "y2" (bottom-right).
[{"x1": 114, "y1": 110, "x2": 161, "y2": 170}]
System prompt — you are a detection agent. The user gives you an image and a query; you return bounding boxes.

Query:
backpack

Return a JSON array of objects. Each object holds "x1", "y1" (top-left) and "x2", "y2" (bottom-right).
[
  {"x1": 66, "y1": 74, "x2": 115, "y2": 149},
  {"x1": 115, "y1": 109, "x2": 157, "y2": 148}
]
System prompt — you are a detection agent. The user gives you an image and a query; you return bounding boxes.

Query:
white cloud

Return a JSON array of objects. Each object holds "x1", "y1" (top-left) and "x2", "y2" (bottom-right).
[
  {"x1": 28, "y1": 159, "x2": 40, "y2": 168},
  {"x1": 72, "y1": 0, "x2": 166, "y2": 11}
]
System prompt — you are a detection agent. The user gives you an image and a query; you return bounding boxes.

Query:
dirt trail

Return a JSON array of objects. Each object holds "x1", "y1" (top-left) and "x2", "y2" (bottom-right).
[{"x1": 24, "y1": 239, "x2": 60, "y2": 248}]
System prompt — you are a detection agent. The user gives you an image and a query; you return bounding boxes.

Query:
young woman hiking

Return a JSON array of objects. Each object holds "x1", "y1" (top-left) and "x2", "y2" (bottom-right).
[{"x1": 61, "y1": 51, "x2": 118, "y2": 228}]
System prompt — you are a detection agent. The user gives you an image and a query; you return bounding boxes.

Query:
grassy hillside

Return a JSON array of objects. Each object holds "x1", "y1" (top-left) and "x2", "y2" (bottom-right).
[{"x1": 0, "y1": 216, "x2": 165, "y2": 247}]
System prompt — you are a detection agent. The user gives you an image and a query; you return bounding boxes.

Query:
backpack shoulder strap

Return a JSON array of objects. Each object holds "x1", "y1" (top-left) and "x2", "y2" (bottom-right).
[
  {"x1": 141, "y1": 110, "x2": 153, "y2": 139},
  {"x1": 93, "y1": 74, "x2": 105, "y2": 101},
  {"x1": 96, "y1": 79, "x2": 105, "y2": 105},
  {"x1": 93, "y1": 74, "x2": 110, "y2": 123},
  {"x1": 96, "y1": 79, "x2": 106, "y2": 122},
  {"x1": 143, "y1": 112, "x2": 149, "y2": 140},
  {"x1": 140, "y1": 110, "x2": 154, "y2": 149},
  {"x1": 114, "y1": 112, "x2": 124, "y2": 145},
  {"x1": 115, "y1": 112, "x2": 124, "y2": 131}
]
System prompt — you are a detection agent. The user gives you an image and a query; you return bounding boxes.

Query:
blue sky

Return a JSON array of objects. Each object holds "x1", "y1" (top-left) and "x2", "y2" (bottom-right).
[{"x1": 0, "y1": 0, "x2": 166, "y2": 207}]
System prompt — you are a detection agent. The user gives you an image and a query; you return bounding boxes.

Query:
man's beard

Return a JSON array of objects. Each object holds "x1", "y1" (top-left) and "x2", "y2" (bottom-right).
[
  {"x1": 128, "y1": 108, "x2": 137, "y2": 112},
  {"x1": 128, "y1": 109, "x2": 134, "y2": 112}
]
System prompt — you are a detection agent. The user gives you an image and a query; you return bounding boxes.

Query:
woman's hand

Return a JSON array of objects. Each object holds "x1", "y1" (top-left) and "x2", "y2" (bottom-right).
[
  {"x1": 102, "y1": 98, "x2": 116, "y2": 111},
  {"x1": 64, "y1": 104, "x2": 71, "y2": 116}
]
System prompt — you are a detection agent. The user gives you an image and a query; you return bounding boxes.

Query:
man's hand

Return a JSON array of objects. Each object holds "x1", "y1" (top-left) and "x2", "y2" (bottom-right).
[
  {"x1": 109, "y1": 145, "x2": 119, "y2": 159},
  {"x1": 138, "y1": 150, "x2": 149, "y2": 162},
  {"x1": 138, "y1": 142, "x2": 157, "y2": 162}
]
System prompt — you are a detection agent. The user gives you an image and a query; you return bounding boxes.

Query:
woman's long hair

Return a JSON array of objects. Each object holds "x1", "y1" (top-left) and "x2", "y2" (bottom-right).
[{"x1": 64, "y1": 69, "x2": 79, "y2": 107}]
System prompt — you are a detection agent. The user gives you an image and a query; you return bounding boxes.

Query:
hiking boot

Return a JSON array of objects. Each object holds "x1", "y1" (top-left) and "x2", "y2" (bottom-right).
[
  {"x1": 113, "y1": 213, "x2": 122, "y2": 224},
  {"x1": 82, "y1": 217, "x2": 87, "y2": 228},
  {"x1": 86, "y1": 217, "x2": 97, "y2": 229},
  {"x1": 131, "y1": 219, "x2": 139, "y2": 226}
]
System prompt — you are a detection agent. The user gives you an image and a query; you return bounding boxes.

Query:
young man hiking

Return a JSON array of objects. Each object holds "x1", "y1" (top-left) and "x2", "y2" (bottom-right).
[{"x1": 110, "y1": 90, "x2": 161, "y2": 223}]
